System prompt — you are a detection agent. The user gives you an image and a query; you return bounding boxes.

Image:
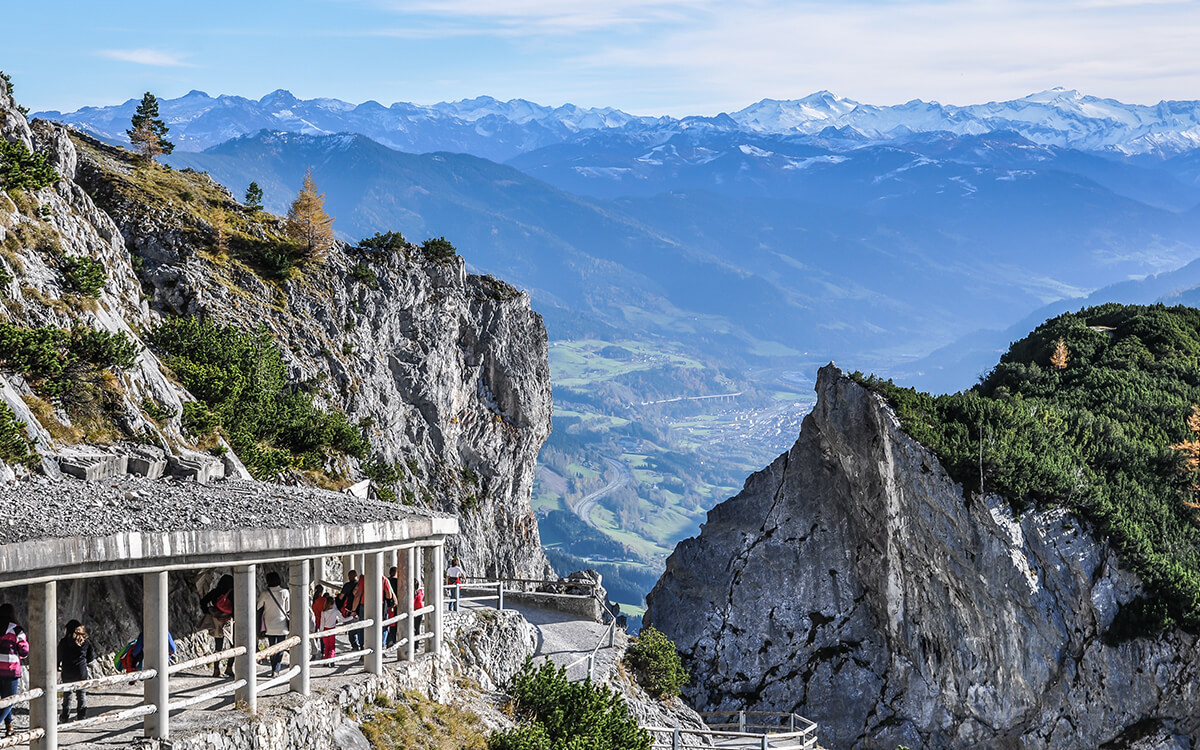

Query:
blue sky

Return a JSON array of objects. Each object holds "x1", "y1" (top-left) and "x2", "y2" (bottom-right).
[{"x1": 6, "y1": 0, "x2": 1200, "y2": 115}]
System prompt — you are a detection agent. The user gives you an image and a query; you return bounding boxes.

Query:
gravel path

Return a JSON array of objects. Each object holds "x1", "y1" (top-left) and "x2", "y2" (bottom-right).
[{"x1": 0, "y1": 475, "x2": 447, "y2": 545}]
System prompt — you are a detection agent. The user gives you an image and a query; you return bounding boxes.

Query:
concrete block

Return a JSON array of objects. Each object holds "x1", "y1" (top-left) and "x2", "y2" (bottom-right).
[
  {"x1": 167, "y1": 454, "x2": 224, "y2": 485},
  {"x1": 128, "y1": 456, "x2": 167, "y2": 479},
  {"x1": 59, "y1": 454, "x2": 127, "y2": 481}
]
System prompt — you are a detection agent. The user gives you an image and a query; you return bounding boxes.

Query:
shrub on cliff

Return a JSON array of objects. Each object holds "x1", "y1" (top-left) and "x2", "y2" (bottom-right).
[
  {"x1": 61, "y1": 256, "x2": 106, "y2": 297},
  {"x1": 0, "y1": 323, "x2": 138, "y2": 402},
  {"x1": 0, "y1": 139, "x2": 57, "y2": 192},
  {"x1": 0, "y1": 402, "x2": 37, "y2": 470},
  {"x1": 358, "y1": 231, "x2": 407, "y2": 253},
  {"x1": 489, "y1": 659, "x2": 651, "y2": 750},
  {"x1": 421, "y1": 236, "x2": 457, "y2": 262},
  {"x1": 853, "y1": 303, "x2": 1200, "y2": 634},
  {"x1": 624, "y1": 625, "x2": 689, "y2": 699},
  {"x1": 150, "y1": 316, "x2": 367, "y2": 478}
]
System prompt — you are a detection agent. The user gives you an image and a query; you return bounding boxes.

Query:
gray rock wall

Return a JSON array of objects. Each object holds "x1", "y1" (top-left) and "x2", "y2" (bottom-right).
[{"x1": 647, "y1": 364, "x2": 1200, "y2": 749}]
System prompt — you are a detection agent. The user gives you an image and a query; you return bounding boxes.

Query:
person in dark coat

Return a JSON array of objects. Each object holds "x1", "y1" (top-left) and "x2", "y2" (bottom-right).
[
  {"x1": 57, "y1": 619, "x2": 94, "y2": 722},
  {"x1": 199, "y1": 574, "x2": 235, "y2": 677}
]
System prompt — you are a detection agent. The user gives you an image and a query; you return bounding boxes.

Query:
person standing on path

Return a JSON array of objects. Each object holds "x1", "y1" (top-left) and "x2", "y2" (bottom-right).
[
  {"x1": 339, "y1": 571, "x2": 362, "y2": 651},
  {"x1": 57, "y1": 620, "x2": 94, "y2": 722},
  {"x1": 413, "y1": 580, "x2": 425, "y2": 650},
  {"x1": 0, "y1": 603, "x2": 29, "y2": 737},
  {"x1": 445, "y1": 558, "x2": 465, "y2": 612},
  {"x1": 256, "y1": 571, "x2": 291, "y2": 674},
  {"x1": 199, "y1": 574, "x2": 235, "y2": 678}
]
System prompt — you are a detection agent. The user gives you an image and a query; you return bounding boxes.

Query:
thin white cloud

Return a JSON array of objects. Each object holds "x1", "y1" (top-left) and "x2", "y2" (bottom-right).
[{"x1": 98, "y1": 49, "x2": 193, "y2": 67}]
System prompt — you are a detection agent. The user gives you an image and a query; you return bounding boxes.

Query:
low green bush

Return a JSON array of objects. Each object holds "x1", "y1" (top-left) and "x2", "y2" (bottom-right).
[
  {"x1": 61, "y1": 256, "x2": 106, "y2": 297},
  {"x1": 358, "y1": 230, "x2": 407, "y2": 253},
  {"x1": 0, "y1": 402, "x2": 37, "y2": 469},
  {"x1": 624, "y1": 625, "x2": 689, "y2": 699},
  {"x1": 488, "y1": 659, "x2": 650, "y2": 750},
  {"x1": 350, "y1": 262, "x2": 378, "y2": 288},
  {"x1": 0, "y1": 323, "x2": 138, "y2": 402},
  {"x1": 420, "y1": 236, "x2": 456, "y2": 262},
  {"x1": 150, "y1": 316, "x2": 368, "y2": 478},
  {"x1": 0, "y1": 140, "x2": 56, "y2": 192}
]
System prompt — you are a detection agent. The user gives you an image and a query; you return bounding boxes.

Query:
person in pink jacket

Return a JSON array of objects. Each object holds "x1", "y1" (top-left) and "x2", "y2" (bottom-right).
[{"x1": 0, "y1": 603, "x2": 29, "y2": 738}]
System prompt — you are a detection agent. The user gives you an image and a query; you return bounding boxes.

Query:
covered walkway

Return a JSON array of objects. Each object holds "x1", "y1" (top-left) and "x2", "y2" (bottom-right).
[{"x1": 0, "y1": 476, "x2": 459, "y2": 749}]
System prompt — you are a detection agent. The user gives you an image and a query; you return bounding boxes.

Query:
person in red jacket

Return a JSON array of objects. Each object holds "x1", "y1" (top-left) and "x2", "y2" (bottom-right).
[{"x1": 0, "y1": 603, "x2": 29, "y2": 738}]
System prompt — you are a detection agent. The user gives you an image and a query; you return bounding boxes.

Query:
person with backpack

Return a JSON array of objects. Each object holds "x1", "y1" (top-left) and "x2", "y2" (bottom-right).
[
  {"x1": 256, "y1": 571, "x2": 291, "y2": 674},
  {"x1": 199, "y1": 574, "x2": 235, "y2": 678},
  {"x1": 122, "y1": 630, "x2": 177, "y2": 673},
  {"x1": 352, "y1": 570, "x2": 395, "y2": 651},
  {"x1": 0, "y1": 603, "x2": 28, "y2": 738},
  {"x1": 57, "y1": 620, "x2": 94, "y2": 722}
]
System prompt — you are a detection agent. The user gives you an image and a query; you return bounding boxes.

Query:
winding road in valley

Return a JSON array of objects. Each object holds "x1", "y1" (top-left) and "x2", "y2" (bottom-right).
[{"x1": 572, "y1": 457, "x2": 631, "y2": 530}]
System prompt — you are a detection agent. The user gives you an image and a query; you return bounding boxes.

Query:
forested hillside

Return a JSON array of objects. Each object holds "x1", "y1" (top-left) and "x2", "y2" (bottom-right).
[{"x1": 856, "y1": 303, "x2": 1200, "y2": 634}]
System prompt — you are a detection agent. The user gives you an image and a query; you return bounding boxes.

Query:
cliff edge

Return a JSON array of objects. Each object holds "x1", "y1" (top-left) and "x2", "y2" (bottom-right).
[{"x1": 647, "y1": 364, "x2": 1200, "y2": 749}]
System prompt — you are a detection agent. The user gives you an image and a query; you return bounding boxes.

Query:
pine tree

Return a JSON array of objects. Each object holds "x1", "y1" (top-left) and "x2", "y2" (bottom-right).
[
  {"x1": 1050, "y1": 338, "x2": 1069, "y2": 370},
  {"x1": 244, "y1": 181, "x2": 263, "y2": 211},
  {"x1": 127, "y1": 92, "x2": 174, "y2": 160},
  {"x1": 285, "y1": 168, "x2": 334, "y2": 258}
]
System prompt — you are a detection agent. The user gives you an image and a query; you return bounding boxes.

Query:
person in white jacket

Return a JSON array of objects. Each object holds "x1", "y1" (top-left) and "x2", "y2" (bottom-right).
[{"x1": 256, "y1": 571, "x2": 290, "y2": 674}]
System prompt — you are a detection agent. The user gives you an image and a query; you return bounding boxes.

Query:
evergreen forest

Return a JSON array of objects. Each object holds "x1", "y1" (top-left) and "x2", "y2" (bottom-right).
[{"x1": 855, "y1": 303, "x2": 1200, "y2": 635}]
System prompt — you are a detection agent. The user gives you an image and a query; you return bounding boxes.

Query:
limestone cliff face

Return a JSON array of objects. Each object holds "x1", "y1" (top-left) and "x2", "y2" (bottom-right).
[
  {"x1": 647, "y1": 364, "x2": 1200, "y2": 749},
  {"x1": 0, "y1": 76, "x2": 551, "y2": 580}
]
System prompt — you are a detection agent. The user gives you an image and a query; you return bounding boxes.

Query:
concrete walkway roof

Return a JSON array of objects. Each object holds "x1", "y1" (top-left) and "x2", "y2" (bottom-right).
[{"x1": 0, "y1": 476, "x2": 458, "y2": 586}]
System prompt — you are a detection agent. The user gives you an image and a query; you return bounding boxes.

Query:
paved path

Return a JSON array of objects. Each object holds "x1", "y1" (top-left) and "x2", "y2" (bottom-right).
[
  {"x1": 4, "y1": 629, "x2": 425, "y2": 749},
  {"x1": 572, "y1": 457, "x2": 631, "y2": 530}
]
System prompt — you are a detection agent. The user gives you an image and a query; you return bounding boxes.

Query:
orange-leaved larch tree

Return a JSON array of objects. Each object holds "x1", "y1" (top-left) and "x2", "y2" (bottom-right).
[
  {"x1": 285, "y1": 168, "x2": 334, "y2": 258},
  {"x1": 1172, "y1": 404, "x2": 1200, "y2": 515},
  {"x1": 1050, "y1": 338, "x2": 1069, "y2": 370}
]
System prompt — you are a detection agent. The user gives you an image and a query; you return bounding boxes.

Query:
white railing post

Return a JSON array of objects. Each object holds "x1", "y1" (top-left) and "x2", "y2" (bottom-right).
[
  {"x1": 142, "y1": 571, "x2": 169, "y2": 739},
  {"x1": 672, "y1": 728, "x2": 680, "y2": 750},
  {"x1": 365, "y1": 551, "x2": 384, "y2": 674},
  {"x1": 28, "y1": 581, "x2": 56, "y2": 750},
  {"x1": 288, "y1": 559, "x2": 310, "y2": 695},
  {"x1": 234, "y1": 565, "x2": 257, "y2": 712},
  {"x1": 738, "y1": 710, "x2": 746, "y2": 733},
  {"x1": 789, "y1": 714, "x2": 795, "y2": 732},
  {"x1": 498, "y1": 580, "x2": 504, "y2": 611},
  {"x1": 425, "y1": 542, "x2": 444, "y2": 655},
  {"x1": 402, "y1": 547, "x2": 415, "y2": 661},
  {"x1": 761, "y1": 733, "x2": 769, "y2": 750}
]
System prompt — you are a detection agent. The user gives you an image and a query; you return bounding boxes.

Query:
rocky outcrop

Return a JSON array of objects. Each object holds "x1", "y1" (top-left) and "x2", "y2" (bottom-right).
[
  {"x1": 70, "y1": 132, "x2": 551, "y2": 579},
  {"x1": 1, "y1": 73, "x2": 551, "y2": 580},
  {"x1": 647, "y1": 364, "x2": 1200, "y2": 749}
]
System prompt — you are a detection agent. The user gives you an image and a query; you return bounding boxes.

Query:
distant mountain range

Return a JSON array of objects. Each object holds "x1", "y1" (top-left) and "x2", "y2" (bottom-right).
[
  {"x1": 35, "y1": 87, "x2": 1200, "y2": 159},
  {"x1": 34, "y1": 86, "x2": 1200, "y2": 607}
]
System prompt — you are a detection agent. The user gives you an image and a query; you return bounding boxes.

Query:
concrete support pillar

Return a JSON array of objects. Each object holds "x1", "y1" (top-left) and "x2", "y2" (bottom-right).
[
  {"x1": 28, "y1": 582, "x2": 56, "y2": 750},
  {"x1": 234, "y1": 565, "x2": 257, "y2": 712},
  {"x1": 312, "y1": 556, "x2": 326, "y2": 585},
  {"x1": 402, "y1": 547, "x2": 415, "y2": 661},
  {"x1": 364, "y1": 551, "x2": 384, "y2": 674},
  {"x1": 142, "y1": 571, "x2": 170, "y2": 739},
  {"x1": 340, "y1": 555, "x2": 354, "y2": 582},
  {"x1": 288, "y1": 560, "x2": 311, "y2": 695},
  {"x1": 425, "y1": 541, "x2": 444, "y2": 655}
]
